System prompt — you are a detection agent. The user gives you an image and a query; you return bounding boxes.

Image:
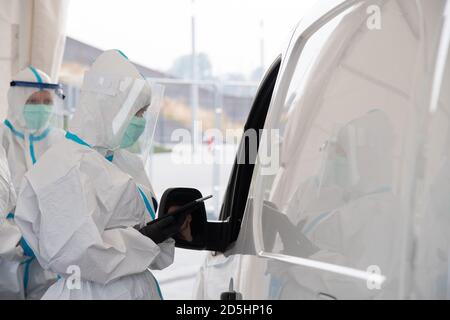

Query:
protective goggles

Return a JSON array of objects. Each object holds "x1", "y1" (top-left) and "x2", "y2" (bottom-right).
[{"x1": 10, "y1": 81, "x2": 65, "y2": 100}]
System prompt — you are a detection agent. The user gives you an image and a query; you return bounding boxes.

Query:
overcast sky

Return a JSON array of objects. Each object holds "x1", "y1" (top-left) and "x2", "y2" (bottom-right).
[{"x1": 67, "y1": 0, "x2": 318, "y2": 77}]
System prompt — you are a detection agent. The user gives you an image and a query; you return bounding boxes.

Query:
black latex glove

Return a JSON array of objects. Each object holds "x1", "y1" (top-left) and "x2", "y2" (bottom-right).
[{"x1": 138, "y1": 214, "x2": 186, "y2": 244}]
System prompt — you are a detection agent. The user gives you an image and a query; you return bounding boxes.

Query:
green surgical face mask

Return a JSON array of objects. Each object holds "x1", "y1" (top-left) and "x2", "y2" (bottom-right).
[
  {"x1": 23, "y1": 104, "x2": 52, "y2": 131},
  {"x1": 120, "y1": 116, "x2": 146, "y2": 149}
]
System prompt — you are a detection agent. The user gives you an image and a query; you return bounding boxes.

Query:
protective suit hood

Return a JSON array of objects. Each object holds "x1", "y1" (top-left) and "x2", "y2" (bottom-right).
[
  {"x1": 69, "y1": 50, "x2": 152, "y2": 151},
  {"x1": 7, "y1": 67, "x2": 53, "y2": 133}
]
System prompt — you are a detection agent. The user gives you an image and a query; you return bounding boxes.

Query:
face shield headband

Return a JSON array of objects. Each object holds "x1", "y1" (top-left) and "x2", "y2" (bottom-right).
[{"x1": 10, "y1": 81, "x2": 65, "y2": 100}]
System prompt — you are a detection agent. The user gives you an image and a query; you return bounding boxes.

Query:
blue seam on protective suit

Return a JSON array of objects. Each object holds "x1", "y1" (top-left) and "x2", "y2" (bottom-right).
[
  {"x1": 65, "y1": 131, "x2": 91, "y2": 147},
  {"x1": 19, "y1": 237, "x2": 36, "y2": 258},
  {"x1": 29, "y1": 127, "x2": 52, "y2": 164},
  {"x1": 7, "y1": 213, "x2": 36, "y2": 258},
  {"x1": 138, "y1": 187, "x2": 156, "y2": 220},
  {"x1": 4, "y1": 120, "x2": 24, "y2": 139},
  {"x1": 28, "y1": 66, "x2": 43, "y2": 84},
  {"x1": 302, "y1": 211, "x2": 332, "y2": 236},
  {"x1": 8, "y1": 212, "x2": 35, "y2": 296},
  {"x1": 150, "y1": 272, "x2": 163, "y2": 300},
  {"x1": 268, "y1": 275, "x2": 284, "y2": 299},
  {"x1": 116, "y1": 50, "x2": 129, "y2": 60},
  {"x1": 4, "y1": 119, "x2": 52, "y2": 164},
  {"x1": 30, "y1": 127, "x2": 51, "y2": 142},
  {"x1": 29, "y1": 138, "x2": 37, "y2": 164},
  {"x1": 20, "y1": 257, "x2": 34, "y2": 295}
]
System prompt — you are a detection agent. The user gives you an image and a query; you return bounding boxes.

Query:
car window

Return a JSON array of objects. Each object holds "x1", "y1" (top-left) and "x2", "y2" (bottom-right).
[
  {"x1": 249, "y1": 0, "x2": 429, "y2": 298},
  {"x1": 220, "y1": 57, "x2": 281, "y2": 244}
]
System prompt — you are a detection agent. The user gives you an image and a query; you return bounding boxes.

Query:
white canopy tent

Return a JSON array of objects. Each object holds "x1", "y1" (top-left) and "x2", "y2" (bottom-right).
[{"x1": 0, "y1": 0, "x2": 69, "y2": 119}]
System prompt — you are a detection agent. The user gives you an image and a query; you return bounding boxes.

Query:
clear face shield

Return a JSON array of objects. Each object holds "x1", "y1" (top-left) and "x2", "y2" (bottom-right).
[
  {"x1": 117, "y1": 82, "x2": 164, "y2": 163},
  {"x1": 81, "y1": 69, "x2": 165, "y2": 154},
  {"x1": 9, "y1": 80, "x2": 65, "y2": 133}
]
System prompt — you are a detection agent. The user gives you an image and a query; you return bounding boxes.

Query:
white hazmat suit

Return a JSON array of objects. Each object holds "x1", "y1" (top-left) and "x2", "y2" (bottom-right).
[
  {"x1": 14, "y1": 50, "x2": 174, "y2": 300},
  {"x1": 0, "y1": 66, "x2": 64, "y2": 299},
  {"x1": 0, "y1": 145, "x2": 21, "y2": 299}
]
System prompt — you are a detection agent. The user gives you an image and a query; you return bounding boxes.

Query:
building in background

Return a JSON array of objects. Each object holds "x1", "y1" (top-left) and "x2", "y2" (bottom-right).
[{"x1": 60, "y1": 37, "x2": 257, "y2": 146}]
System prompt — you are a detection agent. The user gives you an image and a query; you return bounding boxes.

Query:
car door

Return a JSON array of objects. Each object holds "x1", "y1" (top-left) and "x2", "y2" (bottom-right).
[
  {"x1": 236, "y1": 0, "x2": 447, "y2": 299},
  {"x1": 196, "y1": 0, "x2": 448, "y2": 300}
]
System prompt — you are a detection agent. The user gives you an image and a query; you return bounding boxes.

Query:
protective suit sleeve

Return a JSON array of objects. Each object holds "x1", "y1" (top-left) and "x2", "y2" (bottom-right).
[
  {"x1": 149, "y1": 238, "x2": 175, "y2": 270},
  {"x1": 134, "y1": 183, "x2": 174, "y2": 270},
  {"x1": 0, "y1": 144, "x2": 16, "y2": 215},
  {"x1": 136, "y1": 183, "x2": 157, "y2": 225},
  {"x1": 0, "y1": 218, "x2": 21, "y2": 257},
  {"x1": 14, "y1": 174, "x2": 163, "y2": 285},
  {"x1": 0, "y1": 143, "x2": 20, "y2": 259}
]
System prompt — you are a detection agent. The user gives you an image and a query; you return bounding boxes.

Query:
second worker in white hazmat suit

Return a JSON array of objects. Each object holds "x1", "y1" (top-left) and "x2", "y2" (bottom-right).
[{"x1": 0, "y1": 66, "x2": 65, "y2": 299}]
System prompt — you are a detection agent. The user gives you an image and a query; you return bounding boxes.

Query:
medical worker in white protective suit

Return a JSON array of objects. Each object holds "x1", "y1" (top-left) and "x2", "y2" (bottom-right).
[
  {"x1": 0, "y1": 145, "x2": 21, "y2": 299},
  {"x1": 0, "y1": 67, "x2": 65, "y2": 299},
  {"x1": 104, "y1": 83, "x2": 165, "y2": 218},
  {"x1": 14, "y1": 50, "x2": 182, "y2": 300},
  {"x1": 0, "y1": 66, "x2": 66, "y2": 194},
  {"x1": 267, "y1": 110, "x2": 402, "y2": 299}
]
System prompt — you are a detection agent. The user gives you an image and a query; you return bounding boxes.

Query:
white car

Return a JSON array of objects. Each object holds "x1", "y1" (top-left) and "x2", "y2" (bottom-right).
[{"x1": 160, "y1": 0, "x2": 450, "y2": 299}]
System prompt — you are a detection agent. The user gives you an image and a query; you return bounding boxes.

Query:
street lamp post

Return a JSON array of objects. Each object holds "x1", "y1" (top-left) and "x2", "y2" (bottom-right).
[{"x1": 191, "y1": 0, "x2": 199, "y2": 153}]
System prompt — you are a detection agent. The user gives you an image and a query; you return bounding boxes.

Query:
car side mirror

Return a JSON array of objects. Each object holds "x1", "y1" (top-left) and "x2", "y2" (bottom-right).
[
  {"x1": 158, "y1": 187, "x2": 208, "y2": 249},
  {"x1": 158, "y1": 187, "x2": 231, "y2": 251}
]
